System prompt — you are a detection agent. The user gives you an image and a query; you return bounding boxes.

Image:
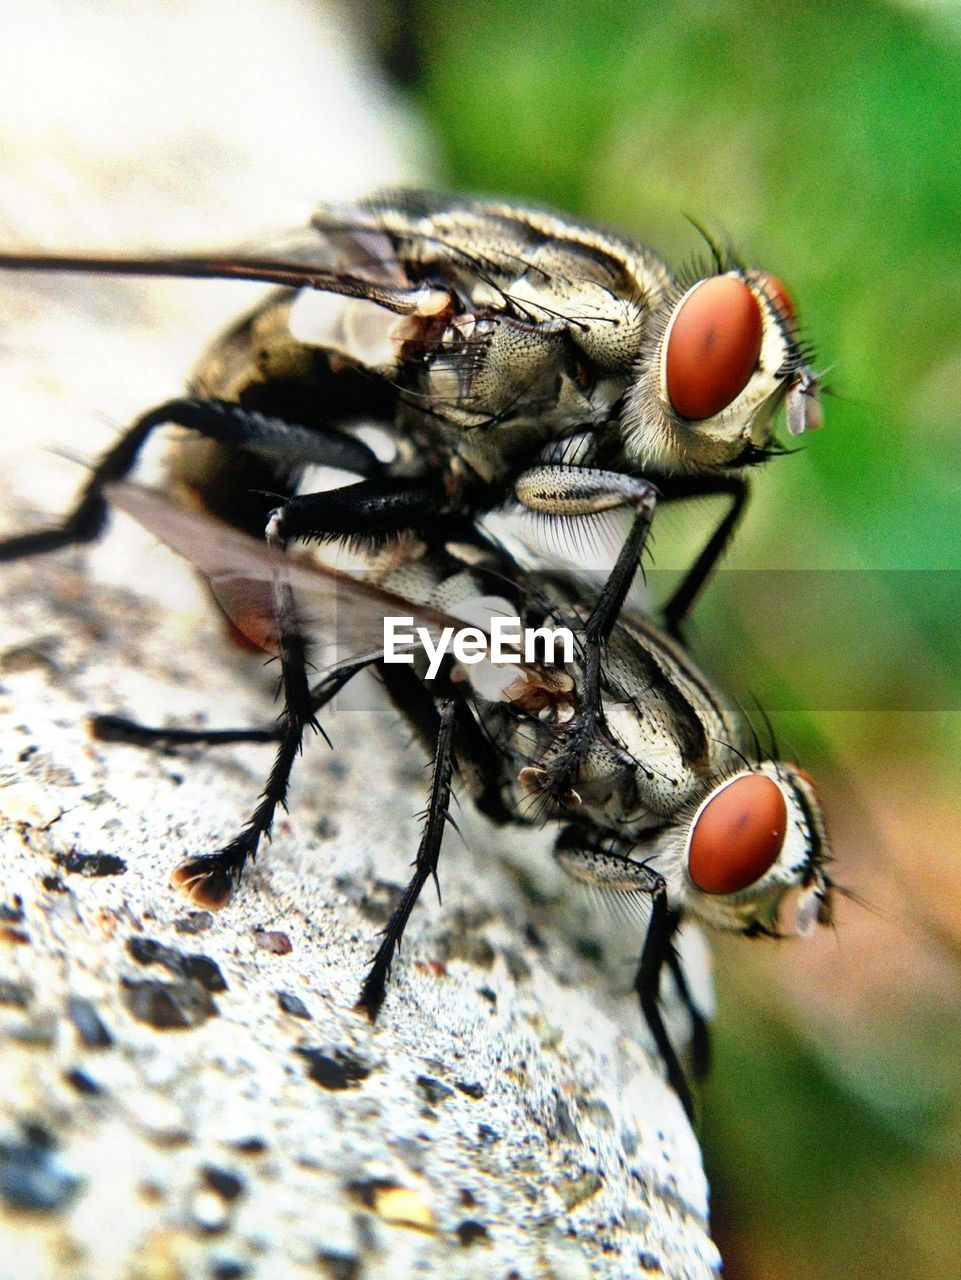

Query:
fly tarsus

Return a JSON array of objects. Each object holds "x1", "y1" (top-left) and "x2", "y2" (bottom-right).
[{"x1": 355, "y1": 699, "x2": 459, "y2": 1020}]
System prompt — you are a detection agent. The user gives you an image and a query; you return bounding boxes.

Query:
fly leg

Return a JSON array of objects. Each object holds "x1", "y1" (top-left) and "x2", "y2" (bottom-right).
[
  {"x1": 514, "y1": 466, "x2": 657, "y2": 801},
  {"x1": 91, "y1": 717, "x2": 281, "y2": 747},
  {"x1": 354, "y1": 660, "x2": 509, "y2": 1015},
  {"x1": 0, "y1": 397, "x2": 381, "y2": 561},
  {"x1": 355, "y1": 695, "x2": 459, "y2": 1020},
  {"x1": 666, "y1": 947, "x2": 710, "y2": 1081},
  {"x1": 269, "y1": 476, "x2": 453, "y2": 548},
  {"x1": 636, "y1": 889, "x2": 694, "y2": 1120},
  {"x1": 514, "y1": 464, "x2": 749, "y2": 641},
  {"x1": 167, "y1": 516, "x2": 364, "y2": 908},
  {"x1": 376, "y1": 657, "x2": 515, "y2": 827},
  {"x1": 553, "y1": 833, "x2": 695, "y2": 1119},
  {"x1": 651, "y1": 472, "x2": 749, "y2": 639},
  {"x1": 88, "y1": 660, "x2": 371, "y2": 749}
]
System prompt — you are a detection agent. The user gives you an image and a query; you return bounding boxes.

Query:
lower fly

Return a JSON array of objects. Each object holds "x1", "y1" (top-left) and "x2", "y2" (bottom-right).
[{"x1": 85, "y1": 480, "x2": 836, "y2": 1120}]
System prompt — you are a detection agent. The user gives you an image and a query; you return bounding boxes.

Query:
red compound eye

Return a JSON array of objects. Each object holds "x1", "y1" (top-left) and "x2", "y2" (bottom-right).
[
  {"x1": 688, "y1": 774, "x2": 787, "y2": 895},
  {"x1": 665, "y1": 277, "x2": 763, "y2": 420},
  {"x1": 751, "y1": 271, "x2": 796, "y2": 327}
]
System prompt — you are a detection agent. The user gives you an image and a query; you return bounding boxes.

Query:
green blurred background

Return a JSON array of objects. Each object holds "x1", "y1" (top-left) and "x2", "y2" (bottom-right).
[{"x1": 371, "y1": 1, "x2": 961, "y2": 1275}]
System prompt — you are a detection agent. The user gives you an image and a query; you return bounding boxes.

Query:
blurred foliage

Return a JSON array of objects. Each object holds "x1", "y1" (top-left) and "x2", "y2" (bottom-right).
[{"x1": 388, "y1": 1, "x2": 961, "y2": 1276}]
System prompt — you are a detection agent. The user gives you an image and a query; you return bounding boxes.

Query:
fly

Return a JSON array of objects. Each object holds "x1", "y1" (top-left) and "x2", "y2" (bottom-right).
[
  {"x1": 90, "y1": 480, "x2": 835, "y2": 1121},
  {"x1": 0, "y1": 189, "x2": 826, "y2": 812}
]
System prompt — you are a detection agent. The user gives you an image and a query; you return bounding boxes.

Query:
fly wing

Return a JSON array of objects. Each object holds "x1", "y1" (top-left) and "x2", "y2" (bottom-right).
[
  {"x1": 0, "y1": 221, "x2": 455, "y2": 385},
  {"x1": 105, "y1": 481, "x2": 482, "y2": 668},
  {"x1": 251, "y1": 221, "x2": 409, "y2": 287},
  {"x1": 0, "y1": 189, "x2": 665, "y2": 334},
  {"x1": 0, "y1": 225, "x2": 434, "y2": 319}
]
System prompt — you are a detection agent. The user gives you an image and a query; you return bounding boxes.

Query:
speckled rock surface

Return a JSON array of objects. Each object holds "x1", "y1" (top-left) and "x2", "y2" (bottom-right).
[{"x1": 0, "y1": 543, "x2": 721, "y2": 1279}]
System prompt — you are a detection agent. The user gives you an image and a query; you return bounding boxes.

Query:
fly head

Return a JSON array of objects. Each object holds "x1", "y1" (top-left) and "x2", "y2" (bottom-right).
[
  {"x1": 622, "y1": 266, "x2": 822, "y2": 472},
  {"x1": 673, "y1": 760, "x2": 834, "y2": 937}
]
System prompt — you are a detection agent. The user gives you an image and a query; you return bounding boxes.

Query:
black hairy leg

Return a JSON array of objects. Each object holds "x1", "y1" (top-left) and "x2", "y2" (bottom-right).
[
  {"x1": 88, "y1": 660, "x2": 371, "y2": 750},
  {"x1": 377, "y1": 658, "x2": 514, "y2": 827},
  {"x1": 665, "y1": 945, "x2": 711, "y2": 1081},
  {"x1": 356, "y1": 696, "x2": 459, "y2": 1020},
  {"x1": 167, "y1": 520, "x2": 366, "y2": 909},
  {"x1": 635, "y1": 889, "x2": 695, "y2": 1121},
  {"x1": 514, "y1": 465, "x2": 657, "y2": 802},
  {"x1": 551, "y1": 833, "x2": 696, "y2": 1114},
  {"x1": 651, "y1": 471, "x2": 749, "y2": 640},
  {"x1": 90, "y1": 716, "x2": 280, "y2": 748},
  {"x1": 0, "y1": 397, "x2": 381, "y2": 562},
  {"x1": 269, "y1": 475, "x2": 453, "y2": 549}
]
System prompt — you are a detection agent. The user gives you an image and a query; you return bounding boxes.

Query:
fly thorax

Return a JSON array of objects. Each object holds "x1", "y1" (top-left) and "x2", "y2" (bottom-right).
[
  {"x1": 602, "y1": 697, "x2": 707, "y2": 819},
  {"x1": 503, "y1": 272, "x2": 648, "y2": 374}
]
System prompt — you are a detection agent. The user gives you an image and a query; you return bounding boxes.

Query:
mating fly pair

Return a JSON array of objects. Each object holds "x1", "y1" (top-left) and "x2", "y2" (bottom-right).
[{"x1": 0, "y1": 191, "x2": 829, "y2": 1115}]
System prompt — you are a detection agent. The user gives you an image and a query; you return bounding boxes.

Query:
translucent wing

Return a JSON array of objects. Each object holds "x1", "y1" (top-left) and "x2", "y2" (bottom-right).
[
  {"x1": 0, "y1": 189, "x2": 664, "y2": 326},
  {"x1": 105, "y1": 481, "x2": 486, "y2": 668},
  {"x1": 0, "y1": 231, "x2": 432, "y2": 317}
]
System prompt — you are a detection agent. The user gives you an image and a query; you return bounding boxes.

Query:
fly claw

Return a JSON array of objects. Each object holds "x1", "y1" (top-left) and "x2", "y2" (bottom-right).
[{"x1": 171, "y1": 855, "x2": 237, "y2": 911}]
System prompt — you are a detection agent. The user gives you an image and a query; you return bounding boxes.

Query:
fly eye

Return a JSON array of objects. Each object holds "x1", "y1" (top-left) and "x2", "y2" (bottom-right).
[
  {"x1": 687, "y1": 774, "x2": 787, "y2": 895},
  {"x1": 750, "y1": 271, "x2": 796, "y2": 328},
  {"x1": 665, "y1": 277, "x2": 763, "y2": 420}
]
